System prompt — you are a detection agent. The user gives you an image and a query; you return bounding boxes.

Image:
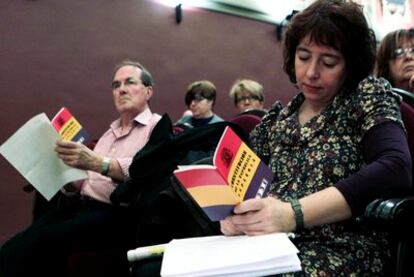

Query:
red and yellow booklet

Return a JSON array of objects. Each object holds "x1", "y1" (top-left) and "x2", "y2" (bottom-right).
[
  {"x1": 173, "y1": 126, "x2": 273, "y2": 221},
  {"x1": 51, "y1": 107, "x2": 88, "y2": 143}
]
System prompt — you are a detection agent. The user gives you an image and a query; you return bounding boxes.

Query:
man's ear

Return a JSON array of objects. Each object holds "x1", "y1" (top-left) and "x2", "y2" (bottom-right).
[{"x1": 146, "y1": 86, "x2": 154, "y2": 100}]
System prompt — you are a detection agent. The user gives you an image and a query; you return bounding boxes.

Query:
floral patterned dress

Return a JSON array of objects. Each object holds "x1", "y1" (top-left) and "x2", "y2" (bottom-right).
[{"x1": 250, "y1": 77, "x2": 403, "y2": 276}]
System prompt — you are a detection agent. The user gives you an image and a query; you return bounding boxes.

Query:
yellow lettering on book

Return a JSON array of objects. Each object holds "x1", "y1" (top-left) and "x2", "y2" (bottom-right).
[
  {"x1": 227, "y1": 144, "x2": 260, "y2": 200},
  {"x1": 59, "y1": 118, "x2": 82, "y2": 141}
]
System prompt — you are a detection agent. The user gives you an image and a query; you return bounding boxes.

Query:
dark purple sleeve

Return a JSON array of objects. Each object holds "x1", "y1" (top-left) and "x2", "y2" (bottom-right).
[{"x1": 335, "y1": 121, "x2": 412, "y2": 216}]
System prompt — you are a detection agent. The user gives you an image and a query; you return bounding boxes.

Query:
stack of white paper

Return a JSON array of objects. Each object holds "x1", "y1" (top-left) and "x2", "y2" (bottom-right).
[
  {"x1": 160, "y1": 233, "x2": 301, "y2": 277},
  {"x1": 0, "y1": 113, "x2": 88, "y2": 200}
]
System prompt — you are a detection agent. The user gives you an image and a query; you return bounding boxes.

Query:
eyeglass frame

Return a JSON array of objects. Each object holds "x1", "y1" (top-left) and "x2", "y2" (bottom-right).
[
  {"x1": 392, "y1": 47, "x2": 414, "y2": 59},
  {"x1": 236, "y1": 95, "x2": 262, "y2": 104},
  {"x1": 191, "y1": 94, "x2": 207, "y2": 102},
  {"x1": 186, "y1": 94, "x2": 213, "y2": 107}
]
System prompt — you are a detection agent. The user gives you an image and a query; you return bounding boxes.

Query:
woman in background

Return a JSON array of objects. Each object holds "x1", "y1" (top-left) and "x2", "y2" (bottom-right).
[
  {"x1": 376, "y1": 28, "x2": 414, "y2": 93},
  {"x1": 176, "y1": 80, "x2": 223, "y2": 128},
  {"x1": 228, "y1": 79, "x2": 266, "y2": 116}
]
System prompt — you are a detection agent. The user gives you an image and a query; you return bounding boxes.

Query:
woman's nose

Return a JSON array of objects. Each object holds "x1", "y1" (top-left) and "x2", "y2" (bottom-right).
[
  {"x1": 404, "y1": 51, "x2": 414, "y2": 59},
  {"x1": 306, "y1": 61, "x2": 320, "y2": 79}
]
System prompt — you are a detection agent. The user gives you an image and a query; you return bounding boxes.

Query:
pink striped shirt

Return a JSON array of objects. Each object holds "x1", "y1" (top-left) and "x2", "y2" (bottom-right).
[{"x1": 80, "y1": 108, "x2": 161, "y2": 203}]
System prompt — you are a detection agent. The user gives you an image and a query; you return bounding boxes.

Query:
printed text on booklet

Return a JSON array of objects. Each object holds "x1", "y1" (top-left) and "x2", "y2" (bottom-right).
[{"x1": 173, "y1": 126, "x2": 273, "y2": 221}]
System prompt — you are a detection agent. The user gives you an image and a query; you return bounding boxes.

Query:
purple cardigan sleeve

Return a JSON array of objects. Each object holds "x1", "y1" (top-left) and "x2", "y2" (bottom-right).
[{"x1": 335, "y1": 121, "x2": 412, "y2": 216}]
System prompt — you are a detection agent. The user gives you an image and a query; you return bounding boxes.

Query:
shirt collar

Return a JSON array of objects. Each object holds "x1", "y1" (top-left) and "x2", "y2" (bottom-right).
[{"x1": 110, "y1": 108, "x2": 153, "y2": 130}]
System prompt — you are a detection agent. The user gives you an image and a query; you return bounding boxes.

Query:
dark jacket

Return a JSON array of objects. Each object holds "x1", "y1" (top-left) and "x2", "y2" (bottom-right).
[{"x1": 110, "y1": 114, "x2": 246, "y2": 245}]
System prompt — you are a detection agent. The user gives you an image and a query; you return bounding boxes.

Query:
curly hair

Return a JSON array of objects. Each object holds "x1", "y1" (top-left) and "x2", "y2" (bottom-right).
[
  {"x1": 282, "y1": 0, "x2": 376, "y2": 92},
  {"x1": 376, "y1": 28, "x2": 414, "y2": 86}
]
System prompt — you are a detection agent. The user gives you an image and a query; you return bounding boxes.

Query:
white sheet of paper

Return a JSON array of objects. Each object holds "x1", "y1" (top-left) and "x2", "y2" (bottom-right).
[
  {"x1": 0, "y1": 113, "x2": 88, "y2": 200},
  {"x1": 161, "y1": 233, "x2": 301, "y2": 277}
]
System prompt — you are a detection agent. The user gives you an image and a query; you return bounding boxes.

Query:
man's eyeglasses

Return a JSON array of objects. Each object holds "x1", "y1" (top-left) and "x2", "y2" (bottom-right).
[
  {"x1": 392, "y1": 47, "x2": 414, "y2": 59},
  {"x1": 236, "y1": 95, "x2": 261, "y2": 103}
]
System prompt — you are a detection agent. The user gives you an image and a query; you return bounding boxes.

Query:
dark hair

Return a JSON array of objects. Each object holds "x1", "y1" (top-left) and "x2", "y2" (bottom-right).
[
  {"x1": 376, "y1": 28, "x2": 414, "y2": 86},
  {"x1": 283, "y1": 0, "x2": 376, "y2": 91},
  {"x1": 112, "y1": 60, "x2": 154, "y2": 87},
  {"x1": 184, "y1": 80, "x2": 217, "y2": 107}
]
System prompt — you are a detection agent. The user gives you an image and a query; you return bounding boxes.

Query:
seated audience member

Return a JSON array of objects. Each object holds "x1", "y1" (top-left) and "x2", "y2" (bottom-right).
[
  {"x1": 376, "y1": 28, "x2": 414, "y2": 93},
  {"x1": 175, "y1": 80, "x2": 223, "y2": 128},
  {"x1": 219, "y1": 0, "x2": 412, "y2": 275},
  {"x1": 0, "y1": 60, "x2": 161, "y2": 277},
  {"x1": 228, "y1": 78, "x2": 266, "y2": 115},
  {"x1": 181, "y1": 109, "x2": 193, "y2": 118}
]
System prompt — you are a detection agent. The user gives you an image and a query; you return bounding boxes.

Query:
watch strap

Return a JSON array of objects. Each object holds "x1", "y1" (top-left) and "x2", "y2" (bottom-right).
[
  {"x1": 289, "y1": 198, "x2": 304, "y2": 231},
  {"x1": 101, "y1": 157, "x2": 111, "y2": 176}
]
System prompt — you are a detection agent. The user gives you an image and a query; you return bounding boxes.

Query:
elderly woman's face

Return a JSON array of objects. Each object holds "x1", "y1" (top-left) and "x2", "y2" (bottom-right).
[
  {"x1": 294, "y1": 35, "x2": 346, "y2": 108},
  {"x1": 389, "y1": 38, "x2": 414, "y2": 91},
  {"x1": 235, "y1": 91, "x2": 264, "y2": 113}
]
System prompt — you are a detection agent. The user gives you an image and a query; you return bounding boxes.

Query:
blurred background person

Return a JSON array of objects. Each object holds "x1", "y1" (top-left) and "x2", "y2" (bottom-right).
[
  {"x1": 176, "y1": 80, "x2": 223, "y2": 128},
  {"x1": 376, "y1": 28, "x2": 414, "y2": 93},
  {"x1": 228, "y1": 79, "x2": 266, "y2": 116}
]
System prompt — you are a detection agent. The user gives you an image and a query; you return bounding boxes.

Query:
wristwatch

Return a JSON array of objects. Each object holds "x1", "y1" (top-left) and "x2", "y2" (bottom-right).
[
  {"x1": 101, "y1": 157, "x2": 111, "y2": 176},
  {"x1": 289, "y1": 199, "x2": 304, "y2": 231}
]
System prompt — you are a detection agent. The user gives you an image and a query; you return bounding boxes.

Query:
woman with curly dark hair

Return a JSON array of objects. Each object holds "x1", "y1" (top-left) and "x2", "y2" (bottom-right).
[{"x1": 220, "y1": 0, "x2": 412, "y2": 275}]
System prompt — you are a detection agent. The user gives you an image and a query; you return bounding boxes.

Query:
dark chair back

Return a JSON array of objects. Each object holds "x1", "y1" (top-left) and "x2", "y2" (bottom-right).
[
  {"x1": 393, "y1": 88, "x2": 414, "y2": 107},
  {"x1": 401, "y1": 102, "x2": 414, "y2": 180},
  {"x1": 228, "y1": 114, "x2": 262, "y2": 138},
  {"x1": 238, "y1": 108, "x2": 268, "y2": 118}
]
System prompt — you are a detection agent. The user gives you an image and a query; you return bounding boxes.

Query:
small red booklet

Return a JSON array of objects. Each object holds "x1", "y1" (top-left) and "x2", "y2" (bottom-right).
[
  {"x1": 173, "y1": 126, "x2": 273, "y2": 221},
  {"x1": 51, "y1": 107, "x2": 89, "y2": 143}
]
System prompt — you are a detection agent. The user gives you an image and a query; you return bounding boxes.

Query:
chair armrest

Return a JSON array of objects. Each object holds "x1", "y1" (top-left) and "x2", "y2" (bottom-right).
[
  {"x1": 392, "y1": 88, "x2": 414, "y2": 106},
  {"x1": 363, "y1": 197, "x2": 414, "y2": 235}
]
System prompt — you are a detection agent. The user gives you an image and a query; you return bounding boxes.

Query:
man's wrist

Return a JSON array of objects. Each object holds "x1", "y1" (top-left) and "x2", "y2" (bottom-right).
[{"x1": 101, "y1": 157, "x2": 111, "y2": 176}]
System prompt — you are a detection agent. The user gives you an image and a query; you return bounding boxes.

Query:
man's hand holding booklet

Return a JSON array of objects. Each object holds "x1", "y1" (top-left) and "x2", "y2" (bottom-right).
[{"x1": 0, "y1": 107, "x2": 88, "y2": 200}]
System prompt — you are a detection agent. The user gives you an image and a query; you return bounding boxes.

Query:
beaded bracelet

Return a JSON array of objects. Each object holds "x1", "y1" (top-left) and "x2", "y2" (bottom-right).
[{"x1": 289, "y1": 199, "x2": 304, "y2": 231}]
